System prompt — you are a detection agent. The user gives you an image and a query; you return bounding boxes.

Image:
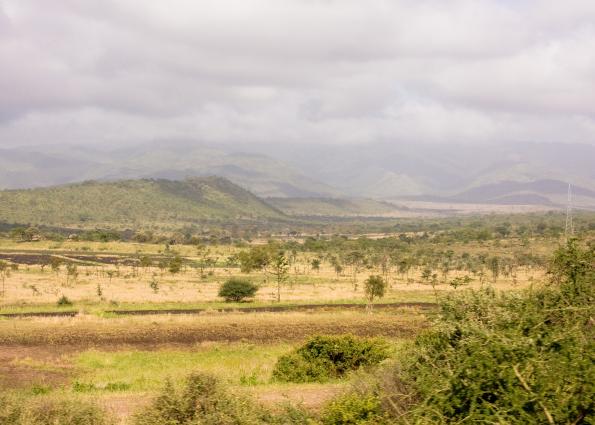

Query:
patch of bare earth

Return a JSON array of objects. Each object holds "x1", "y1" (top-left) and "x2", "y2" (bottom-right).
[
  {"x1": 255, "y1": 384, "x2": 346, "y2": 411},
  {"x1": 0, "y1": 310, "x2": 426, "y2": 347},
  {"x1": 0, "y1": 346, "x2": 73, "y2": 389}
]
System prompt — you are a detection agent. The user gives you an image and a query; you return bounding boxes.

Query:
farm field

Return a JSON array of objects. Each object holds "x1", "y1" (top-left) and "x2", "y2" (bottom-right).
[
  {"x1": 0, "y1": 238, "x2": 433, "y2": 423},
  {"x1": 0, "y1": 214, "x2": 592, "y2": 424},
  {"x1": 0, "y1": 311, "x2": 417, "y2": 423}
]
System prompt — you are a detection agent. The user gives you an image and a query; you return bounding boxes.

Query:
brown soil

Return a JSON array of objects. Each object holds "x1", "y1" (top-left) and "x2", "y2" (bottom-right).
[
  {"x1": 0, "y1": 345, "x2": 74, "y2": 390},
  {"x1": 0, "y1": 314, "x2": 424, "y2": 347},
  {"x1": 256, "y1": 384, "x2": 345, "y2": 411}
]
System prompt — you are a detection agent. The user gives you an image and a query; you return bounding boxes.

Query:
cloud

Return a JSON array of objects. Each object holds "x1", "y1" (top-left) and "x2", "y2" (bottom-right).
[{"x1": 0, "y1": 0, "x2": 594, "y2": 146}]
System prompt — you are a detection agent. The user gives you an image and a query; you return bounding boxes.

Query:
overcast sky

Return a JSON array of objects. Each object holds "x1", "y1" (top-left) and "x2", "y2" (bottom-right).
[{"x1": 1, "y1": 0, "x2": 594, "y2": 148}]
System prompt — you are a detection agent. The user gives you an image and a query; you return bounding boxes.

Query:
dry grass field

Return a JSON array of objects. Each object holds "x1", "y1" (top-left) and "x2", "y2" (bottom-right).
[{"x1": 0, "y1": 236, "x2": 559, "y2": 423}]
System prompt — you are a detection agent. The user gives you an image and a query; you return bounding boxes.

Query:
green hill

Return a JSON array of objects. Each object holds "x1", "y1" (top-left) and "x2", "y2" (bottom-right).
[{"x1": 0, "y1": 177, "x2": 286, "y2": 229}]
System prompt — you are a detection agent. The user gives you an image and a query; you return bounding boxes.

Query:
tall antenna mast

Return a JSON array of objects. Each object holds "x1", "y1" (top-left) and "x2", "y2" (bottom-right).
[{"x1": 565, "y1": 183, "x2": 573, "y2": 240}]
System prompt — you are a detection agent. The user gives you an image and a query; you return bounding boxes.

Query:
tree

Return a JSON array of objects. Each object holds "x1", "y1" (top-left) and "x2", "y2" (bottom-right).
[
  {"x1": 449, "y1": 275, "x2": 472, "y2": 290},
  {"x1": 0, "y1": 260, "x2": 10, "y2": 298},
  {"x1": 364, "y1": 275, "x2": 387, "y2": 311},
  {"x1": 421, "y1": 268, "x2": 432, "y2": 283},
  {"x1": 310, "y1": 258, "x2": 321, "y2": 273},
  {"x1": 218, "y1": 278, "x2": 258, "y2": 302},
  {"x1": 149, "y1": 274, "x2": 159, "y2": 293},
  {"x1": 196, "y1": 245, "x2": 214, "y2": 277},
  {"x1": 488, "y1": 256, "x2": 500, "y2": 283},
  {"x1": 168, "y1": 255, "x2": 183, "y2": 274},
  {"x1": 238, "y1": 246, "x2": 272, "y2": 274},
  {"x1": 139, "y1": 255, "x2": 152, "y2": 273},
  {"x1": 66, "y1": 263, "x2": 78, "y2": 286},
  {"x1": 345, "y1": 250, "x2": 366, "y2": 290},
  {"x1": 397, "y1": 258, "x2": 412, "y2": 282},
  {"x1": 269, "y1": 251, "x2": 289, "y2": 302}
]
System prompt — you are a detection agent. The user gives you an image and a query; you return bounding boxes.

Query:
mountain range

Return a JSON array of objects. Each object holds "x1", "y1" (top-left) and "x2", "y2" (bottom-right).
[{"x1": 1, "y1": 141, "x2": 594, "y2": 209}]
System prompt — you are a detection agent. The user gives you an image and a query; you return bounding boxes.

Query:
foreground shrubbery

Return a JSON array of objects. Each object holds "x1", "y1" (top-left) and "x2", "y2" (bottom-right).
[
  {"x1": 133, "y1": 371, "x2": 313, "y2": 425},
  {"x1": 0, "y1": 394, "x2": 111, "y2": 425},
  {"x1": 330, "y1": 239, "x2": 594, "y2": 424},
  {"x1": 272, "y1": 335, "x2": 390, "y2": 383}
]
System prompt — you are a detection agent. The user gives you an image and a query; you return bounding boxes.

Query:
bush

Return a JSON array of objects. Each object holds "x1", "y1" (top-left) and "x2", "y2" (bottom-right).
[
  {"x1": 321, "y1": 393, "x2": 386, "y2": 425},
  {"x1": 272, "y1": 335, "x2": 390, "y2": 383},
  {"x1": 134, "y1": 372, "x2": 314, "y2": 425},
  {"x1": 218, "y1": 278, "x2": 258, "y2": 302},
  {"x1": 56, "y1": 295, "x2": 73, "y2": 306},
  {"x1": 376, "y1": 239, "x2": 595, "y2": 423},
  {"x1": 133, "y1": 372, "x2": 269, "y2": 425},
  {"x1": 0, "y1": 394, "x2": 111, "y2": 425}
]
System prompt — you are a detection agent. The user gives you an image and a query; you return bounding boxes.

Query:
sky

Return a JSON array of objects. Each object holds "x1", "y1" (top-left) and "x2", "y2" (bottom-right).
[{"x1": 0, "y1": 0, "x2": 594, "y2": 148}]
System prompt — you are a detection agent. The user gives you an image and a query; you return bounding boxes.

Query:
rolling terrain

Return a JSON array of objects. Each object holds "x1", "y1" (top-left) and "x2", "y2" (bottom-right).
[{"x1": 0, "y1": 176, "x2": 286, "y2": 229}]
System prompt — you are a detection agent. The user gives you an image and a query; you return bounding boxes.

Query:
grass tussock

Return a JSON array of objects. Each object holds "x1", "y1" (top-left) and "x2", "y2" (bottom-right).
[
  {"x1": 0, "y1": 393, "x2": 112, "y2": 425},
  {"x1": 132, "y1": 371, "x2": 313, "y2": 425}
]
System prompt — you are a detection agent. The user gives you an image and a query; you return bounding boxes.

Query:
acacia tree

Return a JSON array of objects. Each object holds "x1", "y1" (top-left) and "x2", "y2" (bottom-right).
[
  {"x1": 310, "y1": 258, "x2": 321, "y2": 273},
  {"x1": 269, "y1": 251, "x2": 289, "y2": 302},
  {"x1": 345, "y1": 250, "x2": 366, "y2": 290},
  {"x1": 364, "y1": 275, "x2": 387, "y2": 311}
]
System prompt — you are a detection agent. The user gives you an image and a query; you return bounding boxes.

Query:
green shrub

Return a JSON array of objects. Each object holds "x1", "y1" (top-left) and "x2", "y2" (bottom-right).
[
  {"x1": 0, "y1": 394, "x2": 111, "y2": 425},
  {"x1": 20, "y1": 398, "x2": 111, "y2": 425},
  {"x1": 133, "y1": 372, "x2": 269, "y2": 425},
  {"x1": 378, "y1": 239, "x2": 595, "y2": 423},
  {"x1": 134, "y1": 372, "x2": 314, "y2": 425},
  {"x1": 272, "y1": 335, "x2": 390, "y2": 383},
  {"x1": 218, "y1": 278, "x2": 258, "y2": 302},
  {"x1": 321, "y1": 393, "x2": 386, "y2": 425},
  {"x1": 56, "y1": 295, "x2": 73, "y2": 306}
]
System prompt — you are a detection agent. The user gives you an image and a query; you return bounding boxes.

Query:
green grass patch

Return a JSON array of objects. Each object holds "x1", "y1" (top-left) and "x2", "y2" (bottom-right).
[{"x1": 73, "y1": 343, "x2": 294, "y2": 393}]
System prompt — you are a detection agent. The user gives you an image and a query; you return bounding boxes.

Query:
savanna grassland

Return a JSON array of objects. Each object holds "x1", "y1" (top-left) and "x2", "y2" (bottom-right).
[{"x1": 0, "y1": 210, "x2": 593, "y2": 424}]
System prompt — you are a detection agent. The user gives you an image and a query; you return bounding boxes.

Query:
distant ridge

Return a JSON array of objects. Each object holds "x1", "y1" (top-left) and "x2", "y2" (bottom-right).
[
  {"x1": 400, "y1": 179, "x2": 595, "y2": 209},
  {"x1": 452, "y1": 180, "x2": 595, "y2": 203}
]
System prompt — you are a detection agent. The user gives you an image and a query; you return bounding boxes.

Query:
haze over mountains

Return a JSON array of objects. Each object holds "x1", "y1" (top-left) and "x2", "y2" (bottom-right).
[{"x1": 1, "y1": 141, "x2": 594, "y2": 210}]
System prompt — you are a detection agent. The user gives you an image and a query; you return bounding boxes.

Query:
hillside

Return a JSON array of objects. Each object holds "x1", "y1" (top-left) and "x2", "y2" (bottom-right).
[
  {"x1": 0, "y1": 177, "x2": 286, "y2": 229},
  {"x1": 267, "y1": 197, "x2": 407, "y2": 217}
]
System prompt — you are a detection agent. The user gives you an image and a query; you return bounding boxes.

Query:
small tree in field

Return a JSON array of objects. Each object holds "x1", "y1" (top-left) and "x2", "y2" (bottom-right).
[
  {"x1": 218, "y1": 278, "x2": 258, "y2": 302},
  {"x1": 65, "y1": 263, "x2": 78, "y2": 286},
  {"x1": 168, "y1": 255, "x2": 183, "y2": 275},
  {"x1": 311, "y1": 258, "x2": 321, "y2": 273},
  {"x1": 0, "y1": 260, "x2": 10, "y2": 298},
  {"x1": 270, "y1": 251, "x2": 289, "y2": 302},
  {"x1": 364, "y1": 275, "x2": 387, "y2": 311}
]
